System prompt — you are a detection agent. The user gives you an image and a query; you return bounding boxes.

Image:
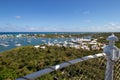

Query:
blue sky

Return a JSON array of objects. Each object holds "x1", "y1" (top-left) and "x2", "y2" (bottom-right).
[{"x1": 0, "y1": 0, "x2": 120, "y2": 32}]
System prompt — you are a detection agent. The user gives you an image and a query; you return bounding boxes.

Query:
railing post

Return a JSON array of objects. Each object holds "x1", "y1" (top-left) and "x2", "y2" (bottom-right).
[{"x1": 103, "y1": 33, "x2": 120, "y2": 80}]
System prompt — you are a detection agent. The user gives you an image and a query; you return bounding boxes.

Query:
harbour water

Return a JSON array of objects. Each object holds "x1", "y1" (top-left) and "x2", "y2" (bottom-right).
[
  {"x1": 0, "y1": 37, "x2": 70, "y2": 52},
  {"x1": 0, "y1": 32, "x2": 93, "y2": 53}
]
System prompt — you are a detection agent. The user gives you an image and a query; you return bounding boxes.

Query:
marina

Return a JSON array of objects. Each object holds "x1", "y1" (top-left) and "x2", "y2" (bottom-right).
[
  {"x1": 0, "y1": 32, "x2": 104, "y2": 53},
  {"x1": 0, "y1": 33, "x2": 71, "y2": 52}
]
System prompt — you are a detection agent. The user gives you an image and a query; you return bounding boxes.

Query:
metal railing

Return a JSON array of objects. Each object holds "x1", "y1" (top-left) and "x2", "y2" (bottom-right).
[
  {"x1": 114, "y1": 58, "x2": 120, "y2": 80},
  {"x1": 16, "y1": 34, "x2": 120, "y2": 80},
  {"x1": 16, "y1": 53, "x2": 106, "y2": 80}
]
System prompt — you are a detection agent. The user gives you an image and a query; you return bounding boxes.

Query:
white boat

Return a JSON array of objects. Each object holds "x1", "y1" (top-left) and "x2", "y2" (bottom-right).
[
  {"x1": 41, "y1": 40, "x2": 46, "y2": 42},
  {"x1": 15, "y1": 43, "x2": 21, "y2": 47},
  {"x1": 0, "y1": 43, "x2": 9, "y2": 47},
  {"x1": 34, "y1": 45, "x2": 40, "y2": 48}
]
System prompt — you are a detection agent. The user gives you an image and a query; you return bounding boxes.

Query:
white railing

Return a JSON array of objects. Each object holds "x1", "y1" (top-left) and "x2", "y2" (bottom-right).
[
  {"x1": 16, "y1": 53, "x2": 106, "y2": 80},
  {"x1": 16, "y1": 34, "x2": 120, "y2": 80}
]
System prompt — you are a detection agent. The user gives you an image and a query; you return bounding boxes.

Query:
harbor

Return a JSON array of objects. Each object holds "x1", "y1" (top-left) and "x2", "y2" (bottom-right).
[{"x1": 0, "y1": 33, "x2": 105, "y2": 52}]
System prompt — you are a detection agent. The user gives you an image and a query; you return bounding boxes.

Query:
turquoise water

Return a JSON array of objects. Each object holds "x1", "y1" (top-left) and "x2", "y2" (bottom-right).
[
  {"x1": 0, "y1": 37, "x2": 68, "y2": 52},
  {"x1": 0, "y1": 32, "x2": 93, "y2": 52},
  {"x1": 0, "y1": 32, "x2": 96, "y2": 35}
]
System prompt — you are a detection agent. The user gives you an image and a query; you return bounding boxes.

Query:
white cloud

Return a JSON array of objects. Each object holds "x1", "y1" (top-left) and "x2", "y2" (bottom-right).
[
  {"x1": 71, "y1": 22, "x2": 120, "y2": 32},
  {"x1": 29, "y1": 27, "x2": 38, "y2": 31},
  {"x1": 1, "y1": 22, "x2": 120, "y2": 32},
  {"x1": 86, "y1": 23, "x2": 120, "y2": 32},
  {"x1": 15, "y1": 16, "x2": 21, "y2": 19},
  {"x1": 109, "y1": 23, "x2": 116, "y2": 26},
  {"x1": 26, "y1": 26, "x2": 59, "y2": 32}
]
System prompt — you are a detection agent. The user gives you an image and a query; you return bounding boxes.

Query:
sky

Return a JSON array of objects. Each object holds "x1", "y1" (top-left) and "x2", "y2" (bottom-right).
[{"x1": 0, "y1": 0, "x2": 120, "y2": 32}]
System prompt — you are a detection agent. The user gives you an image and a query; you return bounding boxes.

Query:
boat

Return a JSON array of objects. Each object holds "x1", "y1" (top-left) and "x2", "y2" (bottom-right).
[
  {"x1": 0, "y1": 43, "x2": 9, "y2": 47},
  {"x1": 15, "y1": 43, "x2": 21, "y2": 47}
]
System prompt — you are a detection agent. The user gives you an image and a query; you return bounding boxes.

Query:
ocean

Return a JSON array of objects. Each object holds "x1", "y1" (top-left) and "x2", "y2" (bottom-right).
[{"x1": 0, "y1": 32, "x2": 97, "y2": 35}]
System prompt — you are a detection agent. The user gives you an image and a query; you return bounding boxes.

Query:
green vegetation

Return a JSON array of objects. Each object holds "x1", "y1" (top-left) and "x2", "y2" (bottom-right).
[
  {"x1": 1, "y1": 32, "x2": 120, "y2": 80},
  {"x1": 27, "y1": 33, "x2": 92, "y2": 38},
  {"x1": 0, "y1": 45, "x2": 103, "y2": 80}
]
